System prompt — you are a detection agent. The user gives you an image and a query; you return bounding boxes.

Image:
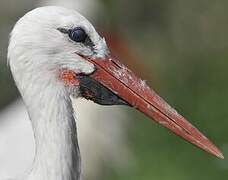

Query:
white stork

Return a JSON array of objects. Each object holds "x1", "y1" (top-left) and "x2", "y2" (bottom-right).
[{"x1": 7, "y1": 6, "x2": 223, "y2": 180}]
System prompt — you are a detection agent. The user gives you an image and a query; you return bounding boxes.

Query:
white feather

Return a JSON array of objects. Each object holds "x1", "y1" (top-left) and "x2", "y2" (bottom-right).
[{"x1": 7, "y1": 6, "x2": 111, "y2": 180}]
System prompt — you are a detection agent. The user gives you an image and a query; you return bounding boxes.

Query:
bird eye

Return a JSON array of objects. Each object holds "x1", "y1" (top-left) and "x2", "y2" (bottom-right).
[{"x1": 69, "y1": 27, "x2": 87, "y2": 43}]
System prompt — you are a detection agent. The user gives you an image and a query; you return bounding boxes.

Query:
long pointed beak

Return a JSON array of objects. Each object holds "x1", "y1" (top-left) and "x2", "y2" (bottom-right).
[{"x1": 85, "y1": 55, "x2": 223, "y2": 159}]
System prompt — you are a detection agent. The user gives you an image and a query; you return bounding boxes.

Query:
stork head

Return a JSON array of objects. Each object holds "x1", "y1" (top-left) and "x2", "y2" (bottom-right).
[
  {"x1": 8, "y1": 6, "x2": 103, "y2": 85},
  {"x1": 8, "y1": 6, "x2": 223, "y2": 159}
]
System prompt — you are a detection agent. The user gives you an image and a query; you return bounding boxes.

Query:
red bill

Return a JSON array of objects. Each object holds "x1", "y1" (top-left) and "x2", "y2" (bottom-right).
[{"x1": 78, "y1": 54, "x2": 224, "y2": 159}]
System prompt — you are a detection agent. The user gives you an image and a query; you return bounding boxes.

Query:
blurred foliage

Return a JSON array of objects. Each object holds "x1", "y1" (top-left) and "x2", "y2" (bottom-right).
[
  {"x1": 0, "y1": 63, "x2": 18, "y2": 109},
  {"x1": 1, "y1": 0, "x2": 228, "y2": 180}
]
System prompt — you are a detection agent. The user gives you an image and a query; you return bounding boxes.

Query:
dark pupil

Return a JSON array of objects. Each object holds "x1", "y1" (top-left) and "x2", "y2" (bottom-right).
[{"x1": 70, "y1": 28, "x2": 87, "y2": 42}]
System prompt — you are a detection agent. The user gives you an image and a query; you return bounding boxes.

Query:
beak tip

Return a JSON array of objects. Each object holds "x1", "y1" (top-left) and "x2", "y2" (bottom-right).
[
  {"x1": 202, "y1": 140, "x2": 224, "y2": 159},
  {"x1": 217, "y1": 152, "x2": 224, "y2": 160},
  {"x1": 209, "y1": 145, "x2": 224, "y2": 159}
]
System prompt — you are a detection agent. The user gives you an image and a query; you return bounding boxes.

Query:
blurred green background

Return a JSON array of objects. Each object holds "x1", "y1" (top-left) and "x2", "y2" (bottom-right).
[{"x1": 1, "y1": 0, "x2": 228, "y2": 180}]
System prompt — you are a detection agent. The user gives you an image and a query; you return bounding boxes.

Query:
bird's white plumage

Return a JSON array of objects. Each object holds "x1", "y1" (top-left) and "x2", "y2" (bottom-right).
[
  {"x1": 0, "y1": 3, "x2": 130, "y2": 180},
  {"x1": 7, "y1": 6, "x2": 110, "y2": 180},
  {"x1": 0, "y1": 99, "x2": 130, "y2": 180}
]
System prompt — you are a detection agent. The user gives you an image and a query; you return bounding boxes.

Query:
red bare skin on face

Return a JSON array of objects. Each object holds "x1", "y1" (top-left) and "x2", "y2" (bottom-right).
[{"x1": 59, "y1": 69, "x2": 79, "y2": 86}]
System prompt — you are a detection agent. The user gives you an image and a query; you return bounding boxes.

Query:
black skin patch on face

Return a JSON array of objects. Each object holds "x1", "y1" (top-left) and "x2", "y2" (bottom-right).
[
  {"x1": 78, "y1": 75, "x2": 129, "y2": 106},
  {"x1": 57, "y1": 27, "x2": 95, "y2": 48}
]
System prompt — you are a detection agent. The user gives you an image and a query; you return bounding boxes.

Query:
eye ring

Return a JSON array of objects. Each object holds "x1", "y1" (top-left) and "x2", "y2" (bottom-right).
[{"x1": 69, "y1": 27, "x2": 87, "y2": 43}]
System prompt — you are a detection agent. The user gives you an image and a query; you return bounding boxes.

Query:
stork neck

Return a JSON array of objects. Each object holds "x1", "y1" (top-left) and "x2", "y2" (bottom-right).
[{"x1": 24, "y1": 82, "x2": 81, "y2": 180}]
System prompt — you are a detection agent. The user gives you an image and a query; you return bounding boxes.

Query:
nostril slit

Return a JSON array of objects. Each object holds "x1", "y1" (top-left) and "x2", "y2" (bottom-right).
[{"x1": 110, "y1": 59, "x2": 123, "y2": 69}]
